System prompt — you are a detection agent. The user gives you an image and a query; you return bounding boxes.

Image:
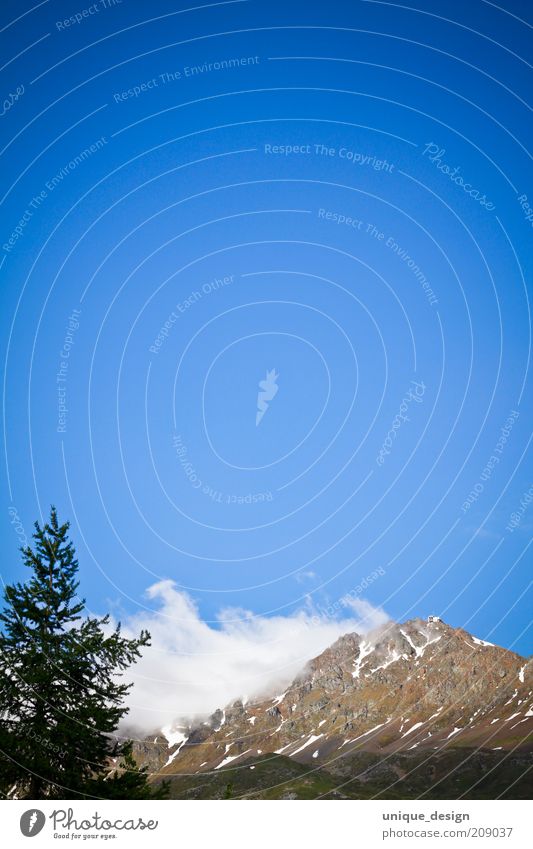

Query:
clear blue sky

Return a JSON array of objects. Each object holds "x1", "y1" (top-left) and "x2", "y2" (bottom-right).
[{"x1": 1, "y1": 0, "x2": 531, "y2": 655}]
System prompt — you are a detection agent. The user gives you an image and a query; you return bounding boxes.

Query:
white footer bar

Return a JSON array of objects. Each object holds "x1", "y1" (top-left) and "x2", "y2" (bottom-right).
[{"x1": 2, "y1": 799, "x2": 529, "y2": 848}]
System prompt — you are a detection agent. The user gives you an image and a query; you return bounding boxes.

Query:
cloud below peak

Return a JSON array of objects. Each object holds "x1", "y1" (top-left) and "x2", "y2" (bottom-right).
[{"x1": 118, "y1": 580, "x2": 389, "y2": 735}]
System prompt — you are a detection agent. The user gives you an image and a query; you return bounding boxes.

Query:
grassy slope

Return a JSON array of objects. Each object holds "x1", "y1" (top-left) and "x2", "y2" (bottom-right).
[{"x1": 154, "y1": 749, "x2": 532, "y2": 800}]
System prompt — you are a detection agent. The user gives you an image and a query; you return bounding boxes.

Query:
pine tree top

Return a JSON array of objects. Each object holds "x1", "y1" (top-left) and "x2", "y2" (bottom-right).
[{"x1": 0, "y1": 507, "x2": 163, "y2": 799}]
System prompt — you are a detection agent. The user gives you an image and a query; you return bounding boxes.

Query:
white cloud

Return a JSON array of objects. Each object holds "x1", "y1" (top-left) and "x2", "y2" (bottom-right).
[
  {"x1": 294, "y1": 570, "x2": 317, "y2": 583},
  {"x1": 116, "y1": 580, "x2": 388, "y2": 734}
]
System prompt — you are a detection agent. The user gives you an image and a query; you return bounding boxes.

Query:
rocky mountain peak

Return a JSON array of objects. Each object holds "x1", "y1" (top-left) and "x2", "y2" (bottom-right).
[{"x1": 132, "y1": 618, "x2": 532, "y2": 790}]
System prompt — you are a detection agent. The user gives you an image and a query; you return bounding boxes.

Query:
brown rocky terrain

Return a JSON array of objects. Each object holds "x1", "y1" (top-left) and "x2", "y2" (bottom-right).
[{"x1": 129, "y1": 617, "x2": 532, "y2": 798}]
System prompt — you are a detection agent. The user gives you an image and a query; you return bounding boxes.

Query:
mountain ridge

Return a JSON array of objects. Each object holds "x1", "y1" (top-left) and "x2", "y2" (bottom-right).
[{"x1": 127, "y1": 616, "x2": 532, "y2": 798}]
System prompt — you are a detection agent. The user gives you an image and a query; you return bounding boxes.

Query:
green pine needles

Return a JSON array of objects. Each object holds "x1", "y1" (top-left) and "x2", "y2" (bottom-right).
[{"x1": 0, "y1": 507, "x2": 167, "y2": 799}]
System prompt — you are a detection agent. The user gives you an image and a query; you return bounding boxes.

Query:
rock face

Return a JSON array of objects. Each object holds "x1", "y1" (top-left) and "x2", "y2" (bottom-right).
[{"x1": 131, "y1": 617, "x2": 532, "y2": 797}]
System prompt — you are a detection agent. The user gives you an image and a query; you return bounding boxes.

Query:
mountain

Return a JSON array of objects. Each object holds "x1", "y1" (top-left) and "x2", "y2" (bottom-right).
[{"x1": 129, "y1": 617, "x2": 533, "y2": 799}]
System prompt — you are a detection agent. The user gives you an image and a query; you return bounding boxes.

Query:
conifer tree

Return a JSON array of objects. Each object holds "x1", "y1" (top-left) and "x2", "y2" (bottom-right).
[{"x1": 0, "y1": 507, "x2": 167, "y2": 799}]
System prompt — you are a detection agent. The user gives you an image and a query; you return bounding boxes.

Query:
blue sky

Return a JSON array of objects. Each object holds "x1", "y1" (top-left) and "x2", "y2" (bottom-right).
[{"x1": 1, "y1": 0, "x2": 532, "y2": 658}]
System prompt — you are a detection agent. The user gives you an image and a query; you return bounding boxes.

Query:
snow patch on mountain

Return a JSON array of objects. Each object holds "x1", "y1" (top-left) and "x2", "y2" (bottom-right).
[
  {"x1": 274, "y1": 741, "x2": 294, "y2": 754},
  {"x1": 290, "y1": 734, "x2": 324, "y2": 756},
  {"x1": 447, "y1": 727, "x2": 462, "y2": 738},
  {"x1": 400, "y1": 629, "x2": 424, "y2": 657},
  {"x1": 352, "y1": 641, "x2": 373, "y2": 677},
  {"x1": 272, "y1": 691, "x2": 287, "y2": 706},
  {"x1": 162, "y1": 724, "x2": 188, "y2": 748},
  {"x1": 342, "y1": 720, "x2": 390, "y2": 746},
  {"x1": 400, "y1": 628, "x2": 441, "y2": 659},
  {"x1": 215, "y1": 749, "x2": 251, "y2": 769},
  {"x1": 471, "y1": 636, "x2": 495, "y2": 647},
  {"x1": 401, "y1": 721, "x2": 424, "y2": 737},
  {"x1": 162, "y1": 726, "x2": 189, "y2": 766}
]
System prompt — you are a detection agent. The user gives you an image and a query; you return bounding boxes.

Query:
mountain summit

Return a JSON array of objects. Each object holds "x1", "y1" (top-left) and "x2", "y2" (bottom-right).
[{"x1": 132, "y1": 617, "x2": 532, "y2": 798}]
